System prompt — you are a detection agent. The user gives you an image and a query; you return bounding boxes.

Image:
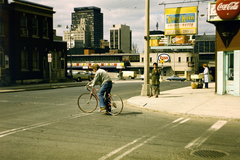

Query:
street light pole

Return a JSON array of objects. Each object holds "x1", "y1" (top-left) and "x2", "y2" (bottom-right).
[
  {"x1": 141, "y1": 0, "x2": 150, "y2": 96},
  {"x1": 70, "y1": 32, "x2": 73, "y2": 78}
]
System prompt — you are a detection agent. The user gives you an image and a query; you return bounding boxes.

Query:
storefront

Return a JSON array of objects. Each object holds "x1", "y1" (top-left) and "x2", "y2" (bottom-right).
[{"x1": 208, "y1": 1, "x2": 240, "y2": 96}]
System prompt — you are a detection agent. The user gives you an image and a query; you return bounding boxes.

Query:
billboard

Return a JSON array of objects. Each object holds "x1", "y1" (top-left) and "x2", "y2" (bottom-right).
[{"x1": 165, "y1": 6, "x2": 198, "y2": 35}]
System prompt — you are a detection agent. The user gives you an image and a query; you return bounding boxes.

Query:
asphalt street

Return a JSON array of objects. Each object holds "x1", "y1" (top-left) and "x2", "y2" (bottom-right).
[{"x1": 0, "y1": 81, "x2": 240, "y2": 160}]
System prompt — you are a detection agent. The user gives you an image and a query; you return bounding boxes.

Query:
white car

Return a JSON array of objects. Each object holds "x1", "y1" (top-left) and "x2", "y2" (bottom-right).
[{"x1": 73, "y1": 71, "x2": 90, "y2": 82}]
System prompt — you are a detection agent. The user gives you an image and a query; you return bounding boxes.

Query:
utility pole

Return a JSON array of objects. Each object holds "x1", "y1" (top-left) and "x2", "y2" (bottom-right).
[{"x1": 141, "y1": 0, "x2": 150, "y2": 96}]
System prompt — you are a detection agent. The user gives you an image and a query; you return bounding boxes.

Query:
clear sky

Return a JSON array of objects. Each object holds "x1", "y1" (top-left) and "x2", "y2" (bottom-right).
[{"x1": 9, "y1": 0, "x2": 215, "y2": 52}]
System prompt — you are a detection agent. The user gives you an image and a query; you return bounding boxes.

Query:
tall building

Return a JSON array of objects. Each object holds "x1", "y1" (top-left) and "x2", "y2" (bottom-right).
[
  {"x1": 64, "y1": 6, "x2": 103, "y2": 48},
  {"x1": 109, "y1": 24, "x2": 132, "y2": 53}
]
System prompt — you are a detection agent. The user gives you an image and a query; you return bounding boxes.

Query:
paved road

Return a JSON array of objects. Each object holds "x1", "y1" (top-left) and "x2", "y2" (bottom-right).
[{"x1": 0, "y1": 81, "x2": 239, "y2": 159}]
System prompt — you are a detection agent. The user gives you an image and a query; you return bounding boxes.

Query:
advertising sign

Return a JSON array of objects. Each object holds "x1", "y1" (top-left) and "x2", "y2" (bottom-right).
[
  {"x1": 208, "y1": 2, "x2": 240, "y2": 21},
  {"x1": 165, "y1": 6, "x2": 198, "y2": 35},
  {"x1": 158, "y1": 53, "x2": 170, "y2": 62},
  {"x1": 216, "y1": 0, "x2": 240, "y2": 20}
]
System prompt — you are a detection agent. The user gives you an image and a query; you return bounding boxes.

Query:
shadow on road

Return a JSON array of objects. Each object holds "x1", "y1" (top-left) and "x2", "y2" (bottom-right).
[{"x1": 119, "y1": 112, "x2": 143, "y2": 116}]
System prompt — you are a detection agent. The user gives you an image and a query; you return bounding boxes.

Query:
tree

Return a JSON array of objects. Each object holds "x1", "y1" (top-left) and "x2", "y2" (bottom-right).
[{"x1": 131, "y1": 43, "x2": 139, "y2": 54}]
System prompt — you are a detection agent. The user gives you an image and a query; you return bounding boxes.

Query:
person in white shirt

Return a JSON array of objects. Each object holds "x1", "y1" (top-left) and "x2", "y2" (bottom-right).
[
  {"x1": 89, "y1": 64, "x2": 112, "y2": 112},
  {"x1": 201, "y1": 64, "x2": 211, "y2": 88}
]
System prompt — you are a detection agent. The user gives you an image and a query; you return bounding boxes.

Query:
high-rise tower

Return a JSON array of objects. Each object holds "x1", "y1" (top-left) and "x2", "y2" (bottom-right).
[{"x1": 71, "y1": 6, "x2": 103, "y2": 48}]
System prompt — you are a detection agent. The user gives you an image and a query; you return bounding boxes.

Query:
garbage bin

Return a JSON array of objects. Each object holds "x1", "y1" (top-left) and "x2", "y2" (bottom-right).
[{"x1": 190, "y1": 75, "x2": 203, "y2": 89}]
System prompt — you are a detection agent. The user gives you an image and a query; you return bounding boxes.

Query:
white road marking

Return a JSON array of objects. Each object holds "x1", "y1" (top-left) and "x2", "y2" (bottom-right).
[
  {"x1": 0, "y1": 122, "x2": 51, "y2": 138},
  {"x1": 180, "y1": 118, "x2": 190, "y2": 124},
  {"x1": 185, "y1": 120, "x2": 228, "y2": 149},
  {"x1": 99, "y1": 117, "x2": 190, "y2": 160},
  {"x1": 98, "y1": 136, "x2": 145, "y2": 160},
  {"x1": 172, "y1": 117, "x2": 184, "y2": 123},
  {"x1": 0, "y1": 113, "x2": 90, "y2": 138},
  {"x1": 114, "y1": 135, "x2": 157, "y2": 160}
]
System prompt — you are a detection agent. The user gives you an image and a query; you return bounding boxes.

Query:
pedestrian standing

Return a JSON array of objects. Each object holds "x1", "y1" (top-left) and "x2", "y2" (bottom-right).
[
  {"x1": 148, "y1": 63, "x2": 160, "y2": 98},
  {"x1": 201, "y1": 64, "x2": 211, "y2": 88}
]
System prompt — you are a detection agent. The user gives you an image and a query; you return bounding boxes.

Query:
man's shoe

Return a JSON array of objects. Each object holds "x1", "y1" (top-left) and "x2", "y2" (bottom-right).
[
  {"x1": 104, "y1": 111, "x2": 111, "y2": 115},
  {"x1": 148, "y1": 95, "x2": 153, "y2": 98},
  {"x1": 100, "y1": 107, "x2": 106, "y2": 112},
  {"x1": 155, "y1": 95, "x2": 158, "y2": 98}
]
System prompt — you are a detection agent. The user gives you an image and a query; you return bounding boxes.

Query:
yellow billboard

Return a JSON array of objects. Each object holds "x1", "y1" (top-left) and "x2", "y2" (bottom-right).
[{"x1": 165, "y1": 6, "x2": 198, "y2": 35}]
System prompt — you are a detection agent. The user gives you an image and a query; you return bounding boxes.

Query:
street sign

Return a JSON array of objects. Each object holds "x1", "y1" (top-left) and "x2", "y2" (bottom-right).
[
  {"x1": 160, "y1": 59, "x2": 165, "y2": 64},
  {"x1": 48, "y1": 53, "x2": 52, "y2": 62}
]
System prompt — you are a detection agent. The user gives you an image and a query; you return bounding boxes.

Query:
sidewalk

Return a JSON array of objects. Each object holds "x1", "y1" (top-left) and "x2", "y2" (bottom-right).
[
  {"x1": 127, "y1": 83, "x2": 240, "y2": 121},
  {"x1": 0, "y1": 81, "x2": 88, "y2": 93}
]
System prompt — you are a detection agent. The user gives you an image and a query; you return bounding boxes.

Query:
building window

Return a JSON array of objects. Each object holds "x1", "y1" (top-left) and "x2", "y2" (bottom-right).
[
  {"x1": 21, "y1": 49, "x2": 28, "y2": 70},
  {"x1": 110, "y1": 30, "x2": 114, "y2": 49},
  {"x1": 150, "y1": 57, "x2": 152, "y2": 62},
  {"x1": 32, "y1": 18, "x2": 38, "y2": 36},
  {"x1": 43, "y1": 20, "x2": 48, "y2": 38},
  {"x1": 0, "y1": 18, "x2": 4, "y2": 35},
  {"x1": 178, "y1": 57, "x2": 181, "y2": 62},
  {"x1": 0, "y1": 47, "x2": 4, "y2": 68},
  {"x1": 115, "y1": 30, "x2": 118, "y2": 49},
  {"x1": 52, "y1": 52, "x2": 56, "y2": 68},
  {"x1": 186, "y1": 57, "x2": 189, "y2": 62},
  {"x1": 191, "y1": 57, "x2": 193, "y2": 62},
  {"x1": 32, "y1": 50, "x2": 39, "y2": 70},
  {"x1": 20, "y1": 16, "x2": 28, "y2": 36},
  {"x1": 142, "y1": 57, "x2": 144, "y2": 62}
]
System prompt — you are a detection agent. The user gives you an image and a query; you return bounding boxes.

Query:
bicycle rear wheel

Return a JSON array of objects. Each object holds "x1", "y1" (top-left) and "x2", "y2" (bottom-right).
[
  {"x1": 77, "y1": 93, "x2": 98, "y2": 113},
  {"x1": 108, "y1": 94, "x2": 123, "y2": 116}
]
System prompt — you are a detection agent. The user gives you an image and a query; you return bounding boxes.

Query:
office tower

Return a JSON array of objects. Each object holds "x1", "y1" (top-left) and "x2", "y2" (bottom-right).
[
  {"x1": 109, "y1": 24, "x2": 132, "y2": 53},
  {"x1": 64, "y1": 6, "x2": 103, "y2": 48}
]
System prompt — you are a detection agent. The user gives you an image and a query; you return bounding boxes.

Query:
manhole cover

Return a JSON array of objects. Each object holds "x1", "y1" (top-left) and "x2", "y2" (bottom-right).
[{"x1": 191, "y1": 149, "x2": 229, "y2": 158}]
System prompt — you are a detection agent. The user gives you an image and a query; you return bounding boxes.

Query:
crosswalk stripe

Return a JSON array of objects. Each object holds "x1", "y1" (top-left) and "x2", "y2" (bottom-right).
[{"x1": 185, "y1": 120, "x2": 228, "y2": 149}]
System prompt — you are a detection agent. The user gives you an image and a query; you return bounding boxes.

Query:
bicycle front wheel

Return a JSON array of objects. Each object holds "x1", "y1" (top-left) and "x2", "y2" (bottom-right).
[
  {"x1": 77, "y1": 93, "x2": 98, "y2": 113},
  {"x1": 108, "y1": 94, "x2": 123, "y2": 116}
]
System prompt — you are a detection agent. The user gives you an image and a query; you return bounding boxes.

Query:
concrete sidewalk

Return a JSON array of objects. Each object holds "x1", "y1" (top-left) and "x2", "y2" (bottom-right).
[{"x1": 127, "y1": 83, "x2": 240, "y2": 121}]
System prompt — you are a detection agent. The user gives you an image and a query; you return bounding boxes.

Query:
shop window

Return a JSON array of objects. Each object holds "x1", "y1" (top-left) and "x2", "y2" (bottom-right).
[
  {"x1": 21, "y1": 49, "x2": 28, "y2": 70},
  {"x1": 0, "y1": 47, "x2": 4, "y2": 68},
  {"x1": 32, "y1": 18, "x2": 38, "y2": 37},
  {"x1": 32, "y1": 50, "x2": 39, "y2": 70},
  {"x1": 43, "y1": 20, "x2": 48, "y2": 38},
  {"x1": 20, "y1": 16, "x2": 28, "y2": 36},
  {"x1": 0, "y1": 18, "x2": 4, "y2": 35}
]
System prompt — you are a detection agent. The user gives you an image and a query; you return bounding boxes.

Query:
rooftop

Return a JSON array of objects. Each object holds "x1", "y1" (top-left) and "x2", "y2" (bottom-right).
[
  {"x1": 74, "y1": 6, "x2": 101, "y2": 12},
  {"x1": 13, "y1": 0, "x2": 53, "y2": 9}
]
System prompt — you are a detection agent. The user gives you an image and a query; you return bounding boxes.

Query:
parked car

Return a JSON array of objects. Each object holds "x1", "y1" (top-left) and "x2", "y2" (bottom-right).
[
  {"x1": 73, "y1": 71, "x2": 90, "y2": 82},
  {"x1": 166, "y1": 75, "x2": 186, "y2": 82}
]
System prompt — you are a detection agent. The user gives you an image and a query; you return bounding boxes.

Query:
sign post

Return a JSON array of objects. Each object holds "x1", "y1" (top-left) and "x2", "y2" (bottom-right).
[{"x1": 48, "y1": 53, "x2": 52, "y2": 87}]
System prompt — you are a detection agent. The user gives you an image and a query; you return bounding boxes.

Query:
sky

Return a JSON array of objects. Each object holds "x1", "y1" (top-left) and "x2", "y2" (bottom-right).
[{"x1": 9, "y1": 0, "x2": 215, "y2": 52}]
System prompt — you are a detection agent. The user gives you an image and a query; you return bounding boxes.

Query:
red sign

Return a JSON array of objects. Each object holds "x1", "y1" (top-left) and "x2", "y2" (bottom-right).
[{"x1": 216, "y1": 0, "x2": 240, "y2": 20}]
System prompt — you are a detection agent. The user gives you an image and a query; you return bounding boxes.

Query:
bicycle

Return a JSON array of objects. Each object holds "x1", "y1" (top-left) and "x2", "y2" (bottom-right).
[{"x1": 77, "y1": 84, "x2": 123, "y2": 116}]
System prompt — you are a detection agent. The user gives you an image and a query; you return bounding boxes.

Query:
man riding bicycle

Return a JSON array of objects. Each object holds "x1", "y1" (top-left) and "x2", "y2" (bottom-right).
[{"x1": 88, "y1": 63, "x2": 112, "y2": 113}]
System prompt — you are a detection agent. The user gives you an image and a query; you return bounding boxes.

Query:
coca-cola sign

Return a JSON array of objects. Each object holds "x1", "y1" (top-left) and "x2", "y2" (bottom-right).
[{"x1": 216, "y1": 0, "x2": 240, "y2": 20}]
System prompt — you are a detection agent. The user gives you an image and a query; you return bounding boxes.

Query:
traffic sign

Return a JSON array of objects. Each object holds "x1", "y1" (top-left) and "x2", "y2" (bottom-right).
[
  {"x1": 160, "y1": 59, "x2": 165, "y2": 64},
  {"x1": 48, "y1": 53, "x2": 52, "y2": 62}
]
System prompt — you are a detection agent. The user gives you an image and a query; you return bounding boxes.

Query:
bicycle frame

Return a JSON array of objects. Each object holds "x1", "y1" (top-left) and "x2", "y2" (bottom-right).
[{"x1": 87, "y1": 86, "x2": 112, "y2": 104}]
